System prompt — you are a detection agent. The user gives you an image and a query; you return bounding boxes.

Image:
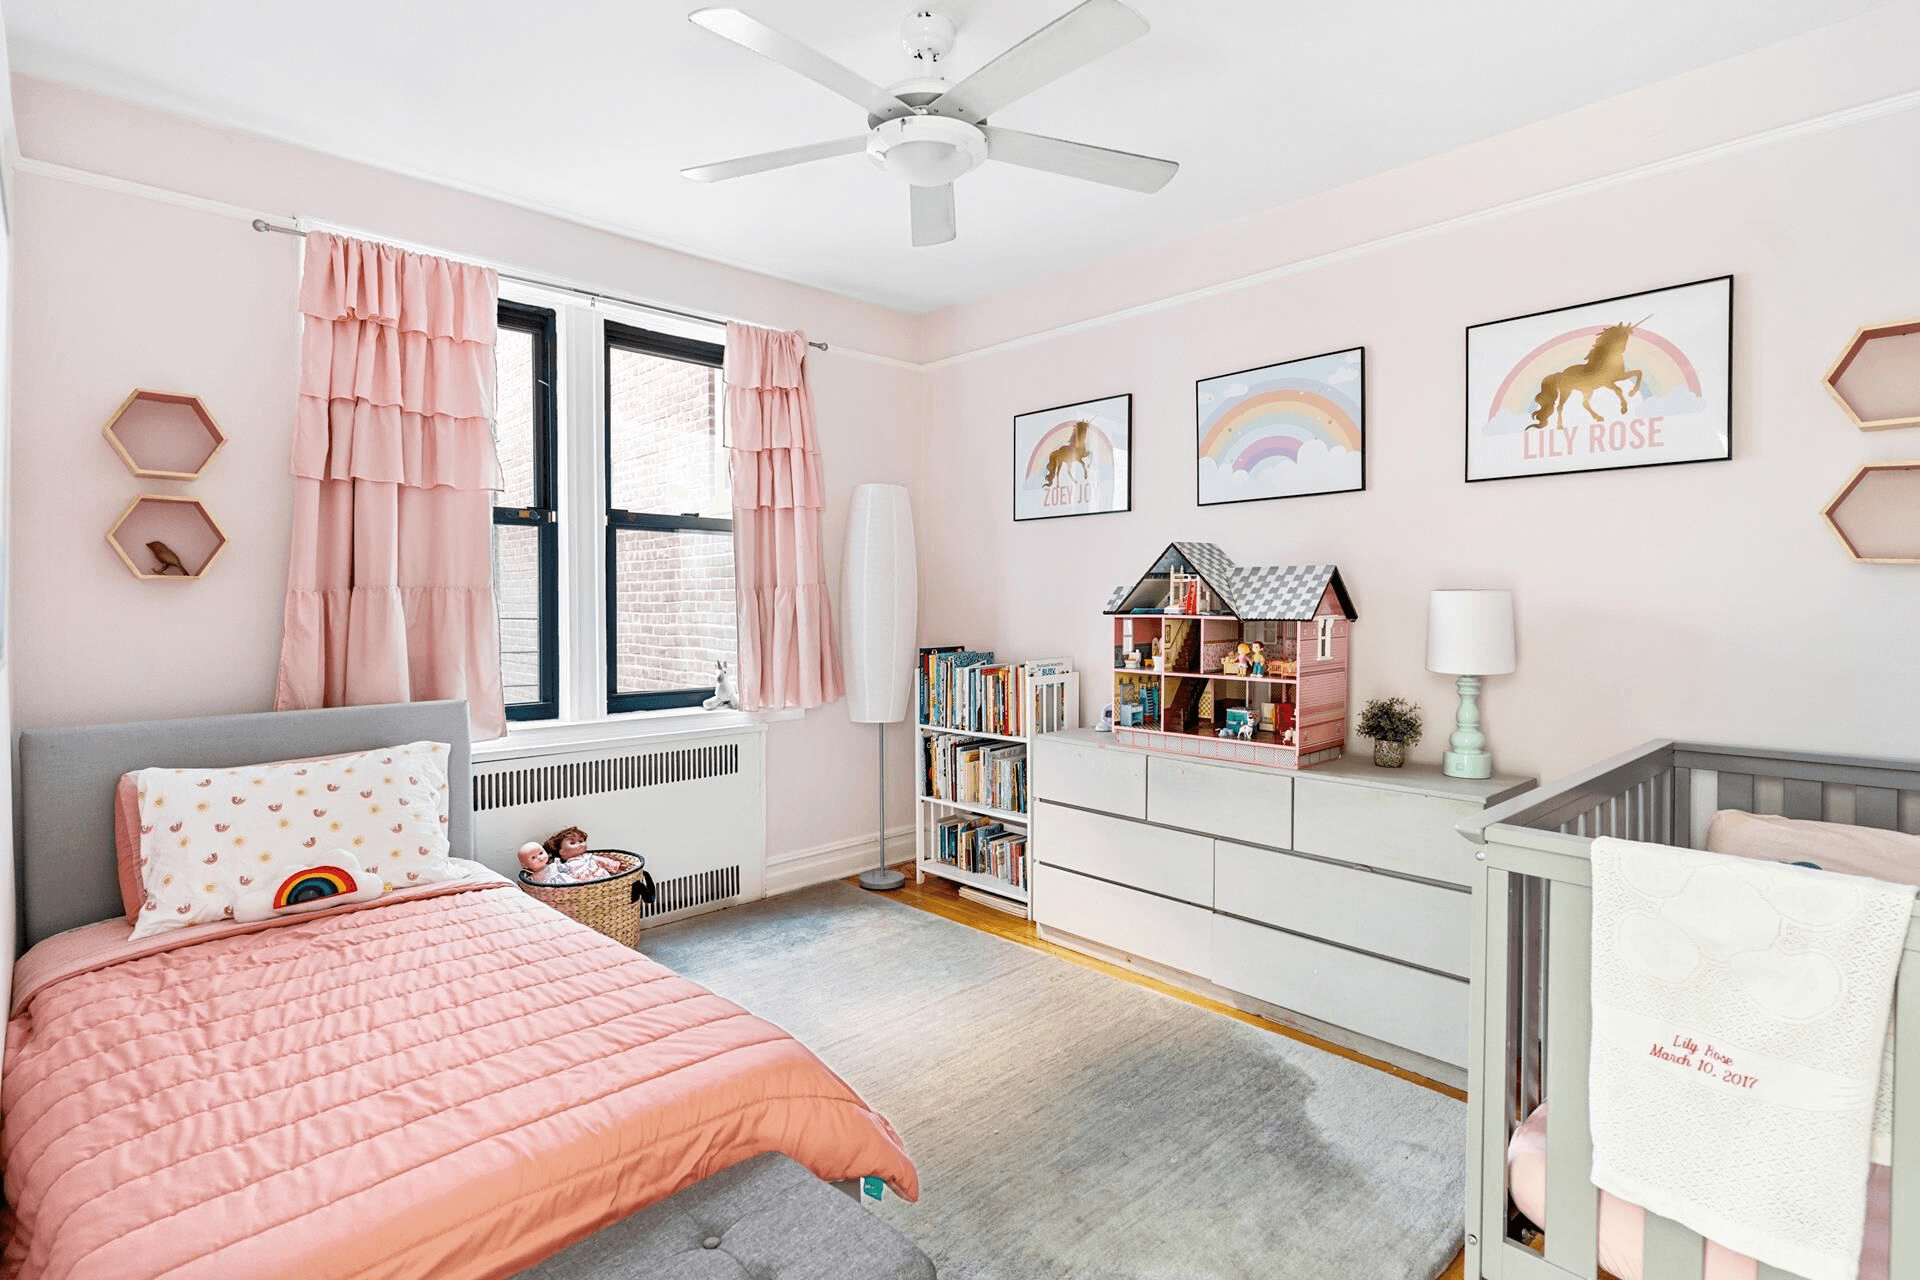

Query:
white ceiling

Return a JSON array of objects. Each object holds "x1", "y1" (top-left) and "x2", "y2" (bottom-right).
[{"x1": 3, "y1": 0, "x2": 1885, "y2": 313}]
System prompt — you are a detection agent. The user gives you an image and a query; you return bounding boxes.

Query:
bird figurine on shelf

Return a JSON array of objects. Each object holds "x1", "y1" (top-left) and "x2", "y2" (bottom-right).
[{"x1": 147, "y1": 540, "x2": 189, "y2": 576}]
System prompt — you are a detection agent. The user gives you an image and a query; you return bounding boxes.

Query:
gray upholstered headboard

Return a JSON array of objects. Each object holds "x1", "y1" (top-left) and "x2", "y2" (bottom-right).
[{"x1": 16, "y1": 700, "x2": 473, "y2": 950}]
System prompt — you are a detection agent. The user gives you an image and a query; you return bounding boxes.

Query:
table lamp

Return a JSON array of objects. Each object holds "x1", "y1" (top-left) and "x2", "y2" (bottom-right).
[{"x1": 1426, "y1": 590, "x2": 1516, "y2": 780}]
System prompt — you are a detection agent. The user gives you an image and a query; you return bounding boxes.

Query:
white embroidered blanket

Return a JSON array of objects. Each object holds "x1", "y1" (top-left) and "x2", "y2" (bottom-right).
[{"x1": 1589, "y1": 837, "x2": 1914, "y2": 1280}]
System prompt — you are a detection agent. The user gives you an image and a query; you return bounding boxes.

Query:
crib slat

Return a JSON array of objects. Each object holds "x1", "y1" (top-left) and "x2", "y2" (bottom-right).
[
  {"x1": 1473, "y1": 867, "x2": 1516, "y2": 1277},
  {"x1": 1858, "y1": 786, "x2": 1900, "y2": 831},
  {"x1": 1718, "y1": 772, "x2": 1755, "y2": 813},
  {"x1": 1892, "y1": 964, "x2": 1920, "y2": 1280},
  {"x1": 1544, "y1": 881, "x2": 1599, "y2": 1276},
  {"x1": 1674, "y1": 767, "x2": 1693, "y2": 847},
  {"x1": 1642, "y1": 1214, "x2": 1705, "y2": 1280},
  {"x1": 1781, "y1": 778, "x2": 1823, "y2": 821}
]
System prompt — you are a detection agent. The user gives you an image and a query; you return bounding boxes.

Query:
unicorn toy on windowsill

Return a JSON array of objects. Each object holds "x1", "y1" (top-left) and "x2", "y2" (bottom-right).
[{"x1": 703, "y1": 660, "x2": 740, "y2": 710}]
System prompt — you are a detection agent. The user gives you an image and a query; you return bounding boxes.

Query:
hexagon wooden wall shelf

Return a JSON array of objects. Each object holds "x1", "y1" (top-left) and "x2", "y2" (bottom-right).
[
  {"x1": 103, "y1": 389, "x2": 227, "y2": 479},
  {"x1": 106, "y1": 495, "x2": 230, "y2": 581},
  {"x1": 1823, "y1": 461, "x2": 1920, "y2": 564},
  {"x1": 1825, "y1": 320, "x2": 1920, "y2": 431}
]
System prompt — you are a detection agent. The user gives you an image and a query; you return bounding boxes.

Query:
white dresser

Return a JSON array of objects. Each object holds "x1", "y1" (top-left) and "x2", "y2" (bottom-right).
[{"x1": 1031, "y1": 728, "x2": 1532, "y2": 1083}]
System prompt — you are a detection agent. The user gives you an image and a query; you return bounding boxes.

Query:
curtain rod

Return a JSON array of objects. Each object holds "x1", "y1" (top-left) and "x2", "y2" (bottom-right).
[{"x1": 250, "y1": 217, "x2": 828, "y2": 351}]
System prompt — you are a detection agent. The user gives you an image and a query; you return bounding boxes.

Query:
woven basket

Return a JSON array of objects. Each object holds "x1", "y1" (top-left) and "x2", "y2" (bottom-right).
[{"x1": 518, "y1": 849, "x2": 648, "y2": 948}]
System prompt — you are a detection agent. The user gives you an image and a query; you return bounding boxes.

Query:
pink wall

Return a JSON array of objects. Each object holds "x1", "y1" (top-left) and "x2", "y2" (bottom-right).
[
  {"x1": 7, "y1": 78, "x2": 920, "y2": 864},
  {"x1": 917, "y1": 84, "x2": 1920, "y2": 783}
]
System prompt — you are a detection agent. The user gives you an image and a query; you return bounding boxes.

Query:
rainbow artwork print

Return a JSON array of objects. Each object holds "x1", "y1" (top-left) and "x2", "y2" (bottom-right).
[
  {"x1": 1012, "y1": 393, "x2": 1131, "y2": 521},
  {"x1": 1466, "y1": 276, "x2": 1733, "y2": 482},
  {"x1": 1196, "y1": 348, "x2": 1365, "y2": 505}
]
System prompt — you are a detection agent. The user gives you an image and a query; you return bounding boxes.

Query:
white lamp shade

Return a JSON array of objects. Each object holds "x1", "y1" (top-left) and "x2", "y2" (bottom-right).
[
  {"x1": 840, "y1": 484, "x2": 919, "y2": 724},
  {"x1": 1427, "y1": 590, "x2": 1516, "y2": 676}
]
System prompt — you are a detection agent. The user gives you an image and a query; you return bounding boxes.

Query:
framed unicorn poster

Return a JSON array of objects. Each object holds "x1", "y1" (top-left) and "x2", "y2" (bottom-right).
[
  {"x1": 1011, "y1": 393, "x2": 1131, "y2": 521},
  {"x1": 1465, "y1": 275, "x2": 1733, "y2": 483},
  {"x1": 1196, "y1": 347, "x2": 1366, "y2": 505}
]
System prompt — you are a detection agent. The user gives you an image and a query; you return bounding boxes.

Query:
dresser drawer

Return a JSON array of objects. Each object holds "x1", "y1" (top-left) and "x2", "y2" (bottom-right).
[
  {"x1": 1147, "y1": 756, "x2": 1291, "y2": 847},
  {"x1": 1215, "y1": 841, "x2": 1471, "y2": 977},
  {"x1": 1034, "y1": 734, "x2": 1147, "y2": 818},
  {"x1": 1034, "y1": 802, "x2": 1212, "y2": 907},
  {"x1": 1211, "y1": 915, "x2": 1470, "y2": 1067},
  {"x1": 1291, "y1": 778, "x2": 1479, "y2": 886},
  {"x1": 1034, "y1": 864, "x2": 1211, "y2": 977}
]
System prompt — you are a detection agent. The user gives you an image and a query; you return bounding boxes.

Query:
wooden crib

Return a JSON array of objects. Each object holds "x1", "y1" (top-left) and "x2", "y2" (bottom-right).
[{"x1": 1458, "y1": 740, "x2": 1920, "y2": 1280}]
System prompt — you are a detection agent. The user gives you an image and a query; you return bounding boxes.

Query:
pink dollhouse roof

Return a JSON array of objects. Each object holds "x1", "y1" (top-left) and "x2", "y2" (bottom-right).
[{"x1": 1103, "y1": 542, "x2": 1357, "y2": 622}]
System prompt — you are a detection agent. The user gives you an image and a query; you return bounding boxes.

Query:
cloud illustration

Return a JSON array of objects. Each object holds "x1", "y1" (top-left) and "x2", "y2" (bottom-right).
[
  {"x1": 1326, "y1": 364, "x2": 1358, "y2": 385},
  {"x1": 1224, "y1": 382, "x2": 1248, "y2": 397},
  {"x1": 1199, "y1": 440, "x2": 1360, "y2": 502}
]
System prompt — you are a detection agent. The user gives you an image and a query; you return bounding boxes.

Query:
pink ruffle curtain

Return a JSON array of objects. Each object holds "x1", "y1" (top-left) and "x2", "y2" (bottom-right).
[
  {"x1": 275, "y1": 232, "x2": 507, "y2": 739},
  {"x1": 725, "y1": 322, "x2": 843, "y2": 711}
]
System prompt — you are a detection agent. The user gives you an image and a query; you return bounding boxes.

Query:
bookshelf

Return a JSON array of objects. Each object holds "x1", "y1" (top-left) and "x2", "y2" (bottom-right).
[{"x1": 914, "y1": 647, "x2": 1080, "y2": 917}]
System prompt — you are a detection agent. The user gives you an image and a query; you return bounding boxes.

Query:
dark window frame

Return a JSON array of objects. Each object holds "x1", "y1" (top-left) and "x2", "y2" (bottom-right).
[
  {"x1": 603, "y1": 320, "x2": 732, "y2": 714},
  {"x1": 494, "y1": 300, "x2": 560, "y2": 721}
]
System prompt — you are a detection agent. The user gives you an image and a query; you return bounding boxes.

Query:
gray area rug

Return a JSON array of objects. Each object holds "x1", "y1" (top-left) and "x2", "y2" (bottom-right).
[{"x1": 638, "y1": 882, "x2": 1467, "y2": 1280}]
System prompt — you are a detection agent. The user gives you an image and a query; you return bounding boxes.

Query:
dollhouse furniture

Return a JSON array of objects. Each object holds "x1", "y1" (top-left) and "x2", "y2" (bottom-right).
[
  {"x1": 1030, "y1": 727, "x2": 1530, "y2": 1082},
  {"x1": 1104, "y1": 543, "x2": 1355, "y2": 770}
]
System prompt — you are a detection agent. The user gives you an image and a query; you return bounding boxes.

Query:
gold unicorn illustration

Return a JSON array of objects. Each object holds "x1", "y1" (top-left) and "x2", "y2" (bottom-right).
[
  {"x1": 1044, "y1": 420, "x2": 1091, "y2": 487},
  {"x1": 1527, "y1": 317, "x2": 1649, "y2": 430}
]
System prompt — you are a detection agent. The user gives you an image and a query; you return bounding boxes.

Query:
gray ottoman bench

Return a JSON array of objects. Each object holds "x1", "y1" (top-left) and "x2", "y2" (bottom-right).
[{"x1": 515, "y1": 1153, "x2": 935, "y2": 1279}]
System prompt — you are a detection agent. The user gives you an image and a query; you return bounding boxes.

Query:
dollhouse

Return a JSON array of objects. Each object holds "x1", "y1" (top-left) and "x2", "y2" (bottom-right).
[{"x1": 1104, "y1": 543, "x2": 1356, "y2": 770}]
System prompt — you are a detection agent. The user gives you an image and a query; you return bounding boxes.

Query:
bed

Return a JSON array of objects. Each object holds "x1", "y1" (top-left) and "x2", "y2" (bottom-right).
[
  {"x1": 3, "y1": 700, "x2": 917, "y2": 1280},
  {"x1": 1458, "y1": 741, "x2": 1920, "y2": 1280}
]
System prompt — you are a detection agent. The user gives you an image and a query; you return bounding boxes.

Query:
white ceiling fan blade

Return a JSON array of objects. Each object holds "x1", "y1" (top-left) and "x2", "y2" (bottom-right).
[
  {"x1": 930, "y1": 0, "x2": 1148, "y2": 121},
  {"x1": 682, "y1": 136, "x2": 869, "y2": 183},
  {"x1": 690, "y1": 8, "x2": 907, "y2": 120},
  {"x1": 910, "y1": 184, "x2": 957, "y2": 247},
  {"x1": 984, "y1": 126, "x2": 1177, "y2": 193}
]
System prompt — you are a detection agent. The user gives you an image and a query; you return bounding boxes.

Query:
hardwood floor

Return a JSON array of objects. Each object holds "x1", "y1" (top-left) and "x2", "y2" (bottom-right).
[{"x1": 851, "y1": 867, "x2": 1469, "y2": 1280}]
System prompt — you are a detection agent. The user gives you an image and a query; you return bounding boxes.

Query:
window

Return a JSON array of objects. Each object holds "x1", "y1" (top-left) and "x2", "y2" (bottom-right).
[
  {"x1": 603, "y1": 321, "x2": 736, "y2": 713},
  {"x1": 493, "y1": 301, "x2": 559, "y2": 720}
]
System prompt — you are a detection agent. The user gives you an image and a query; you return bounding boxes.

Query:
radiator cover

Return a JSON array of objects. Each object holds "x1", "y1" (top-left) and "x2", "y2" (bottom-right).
[{"x1": 472, "y1": 728, "x2": 765, "y2": 927}]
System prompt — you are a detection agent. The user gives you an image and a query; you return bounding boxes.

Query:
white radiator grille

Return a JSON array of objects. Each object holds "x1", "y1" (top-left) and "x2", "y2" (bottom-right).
[
  {"x1": 643, "y1": 865, "x2": 744, "y2": 919},
  {"x1": 472, "y1": 743, "x2": 741, "y2": 811}
]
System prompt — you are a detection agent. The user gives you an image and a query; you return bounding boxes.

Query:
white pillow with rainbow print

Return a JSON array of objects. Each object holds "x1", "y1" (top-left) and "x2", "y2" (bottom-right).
[{"x1": 131, "y1": 740, "x2": 454, "y2": 941}]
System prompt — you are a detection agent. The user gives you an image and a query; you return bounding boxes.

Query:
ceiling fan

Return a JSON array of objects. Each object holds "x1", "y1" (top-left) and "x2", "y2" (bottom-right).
[{"x1": 682, "y1": 2, "x2": 1178, "y2": 247}]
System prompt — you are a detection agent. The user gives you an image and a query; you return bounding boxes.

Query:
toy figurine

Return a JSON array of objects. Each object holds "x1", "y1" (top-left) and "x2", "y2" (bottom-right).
[
  {"x1": 702, "y1": 660, "x2": 740, "y2": 710},
  {"x1": 1249, "y1": 642, "x2": 1265, "y2": 677},
  {"x1": 148, "y1": 540, "x2": 189, "y2": 576},
  {"x1": 1234, "y1": 642, "x2": 1252, "y2": 676}
]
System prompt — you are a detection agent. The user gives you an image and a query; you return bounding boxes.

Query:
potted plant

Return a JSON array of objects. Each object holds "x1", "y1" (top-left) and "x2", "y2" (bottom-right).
[{"x1": 1356, "y1": 697, "x2": 1422, "y2": 768}]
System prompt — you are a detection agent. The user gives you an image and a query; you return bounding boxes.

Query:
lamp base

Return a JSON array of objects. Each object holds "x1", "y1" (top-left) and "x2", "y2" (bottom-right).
[
  {"x1": 859, "y1": 868, "x2": 906, "y2": 892},
  {"x1": 1441, "y1": 749, "x2": 1493, "y2": 780},
  {"x1": 1443, "y1": 674, "x2": 1494, "y2": 780}
]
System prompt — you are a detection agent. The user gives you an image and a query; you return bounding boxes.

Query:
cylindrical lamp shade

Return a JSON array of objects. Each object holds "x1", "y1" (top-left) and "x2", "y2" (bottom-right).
[
  {"x1": 840, "y1": 484, "x2": 919, "y2": 724},
  {"x1": 1427, "y1": 590, "x2": 1516, "y2": 675}
]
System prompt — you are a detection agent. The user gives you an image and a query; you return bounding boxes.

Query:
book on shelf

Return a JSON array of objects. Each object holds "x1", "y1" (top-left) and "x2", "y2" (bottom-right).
[
  {"x1": 931, "y1": 813, "x2": 1028, "y2": 888},
  {"x1": 917, "y1": 645, "x2": 1074, "y2": 737},
  {"x1": 921, "y1": 734, "x2": 1028, "y2": 813}
]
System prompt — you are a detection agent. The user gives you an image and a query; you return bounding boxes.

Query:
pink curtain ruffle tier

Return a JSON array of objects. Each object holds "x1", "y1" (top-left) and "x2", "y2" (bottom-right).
[
  {"x1": 725, "y1": 321, "x2": 842, "y2": 712},
  {"x1": 275, "y1": 232, "x2": 506, "y2": 739}
]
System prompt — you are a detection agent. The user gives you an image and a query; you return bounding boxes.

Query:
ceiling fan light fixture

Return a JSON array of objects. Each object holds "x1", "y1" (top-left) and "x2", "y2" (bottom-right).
[{"x1": 866, "y1": 116, "x2": 987, "y2": 187}]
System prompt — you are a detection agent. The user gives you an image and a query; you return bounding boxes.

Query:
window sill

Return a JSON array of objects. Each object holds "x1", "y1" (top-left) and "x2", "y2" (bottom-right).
[{"x1": 477, "y1": 705, "x2": 799, "y2": 761}]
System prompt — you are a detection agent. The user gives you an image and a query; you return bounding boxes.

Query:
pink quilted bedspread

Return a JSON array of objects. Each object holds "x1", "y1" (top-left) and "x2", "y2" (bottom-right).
[{"x1": 0, "y1": 875, "x2": 917, "y2": 1280}]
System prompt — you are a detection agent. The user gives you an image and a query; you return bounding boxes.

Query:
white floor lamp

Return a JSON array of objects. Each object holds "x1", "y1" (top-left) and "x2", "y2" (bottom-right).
[
  {"x1": 841, "y1": 484, "x2": 918, "y2": 892},
  {"x1": 1427, "y1": 590, "x2": 1516, "y2": 780}
]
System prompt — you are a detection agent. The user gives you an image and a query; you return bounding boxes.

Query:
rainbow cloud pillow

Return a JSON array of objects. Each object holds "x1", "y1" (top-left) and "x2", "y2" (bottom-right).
[
  {"x1": 130, "y1": 740, "x2": 454, "y2": 941},
  {"x1": 233, "y1": 850, "x2": 385, "y2": 923}
]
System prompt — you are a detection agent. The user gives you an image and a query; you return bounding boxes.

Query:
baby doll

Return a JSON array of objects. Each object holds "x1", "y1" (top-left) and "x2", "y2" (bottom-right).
[{"x1": 519, "y1": 826, "x2": 621, "y2": 884}]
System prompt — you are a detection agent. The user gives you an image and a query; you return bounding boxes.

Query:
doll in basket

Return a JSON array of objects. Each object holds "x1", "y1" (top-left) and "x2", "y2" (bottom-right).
[{"x1": 517, "y1": 826, "x2": 623, "y2": 885}]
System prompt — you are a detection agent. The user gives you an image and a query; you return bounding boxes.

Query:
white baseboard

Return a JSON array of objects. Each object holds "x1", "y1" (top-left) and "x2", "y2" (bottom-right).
[{"x1": 765, "y1": 824, "x2": 915, "y2": 897}]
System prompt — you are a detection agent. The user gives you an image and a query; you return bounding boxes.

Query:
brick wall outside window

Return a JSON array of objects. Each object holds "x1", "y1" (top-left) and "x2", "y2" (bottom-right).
[
  {"x1": 494, "y1": 329, "x2": 541, "y2": 705},
  {"x1": 608, "y1": 349, "x2": 737, "y2": 696}
]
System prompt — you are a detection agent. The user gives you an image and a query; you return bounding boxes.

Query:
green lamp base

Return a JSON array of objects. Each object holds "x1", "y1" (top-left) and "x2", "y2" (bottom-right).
[{"x1": 1442, "y1": 674, "x2": 1494, "y2": 780}]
